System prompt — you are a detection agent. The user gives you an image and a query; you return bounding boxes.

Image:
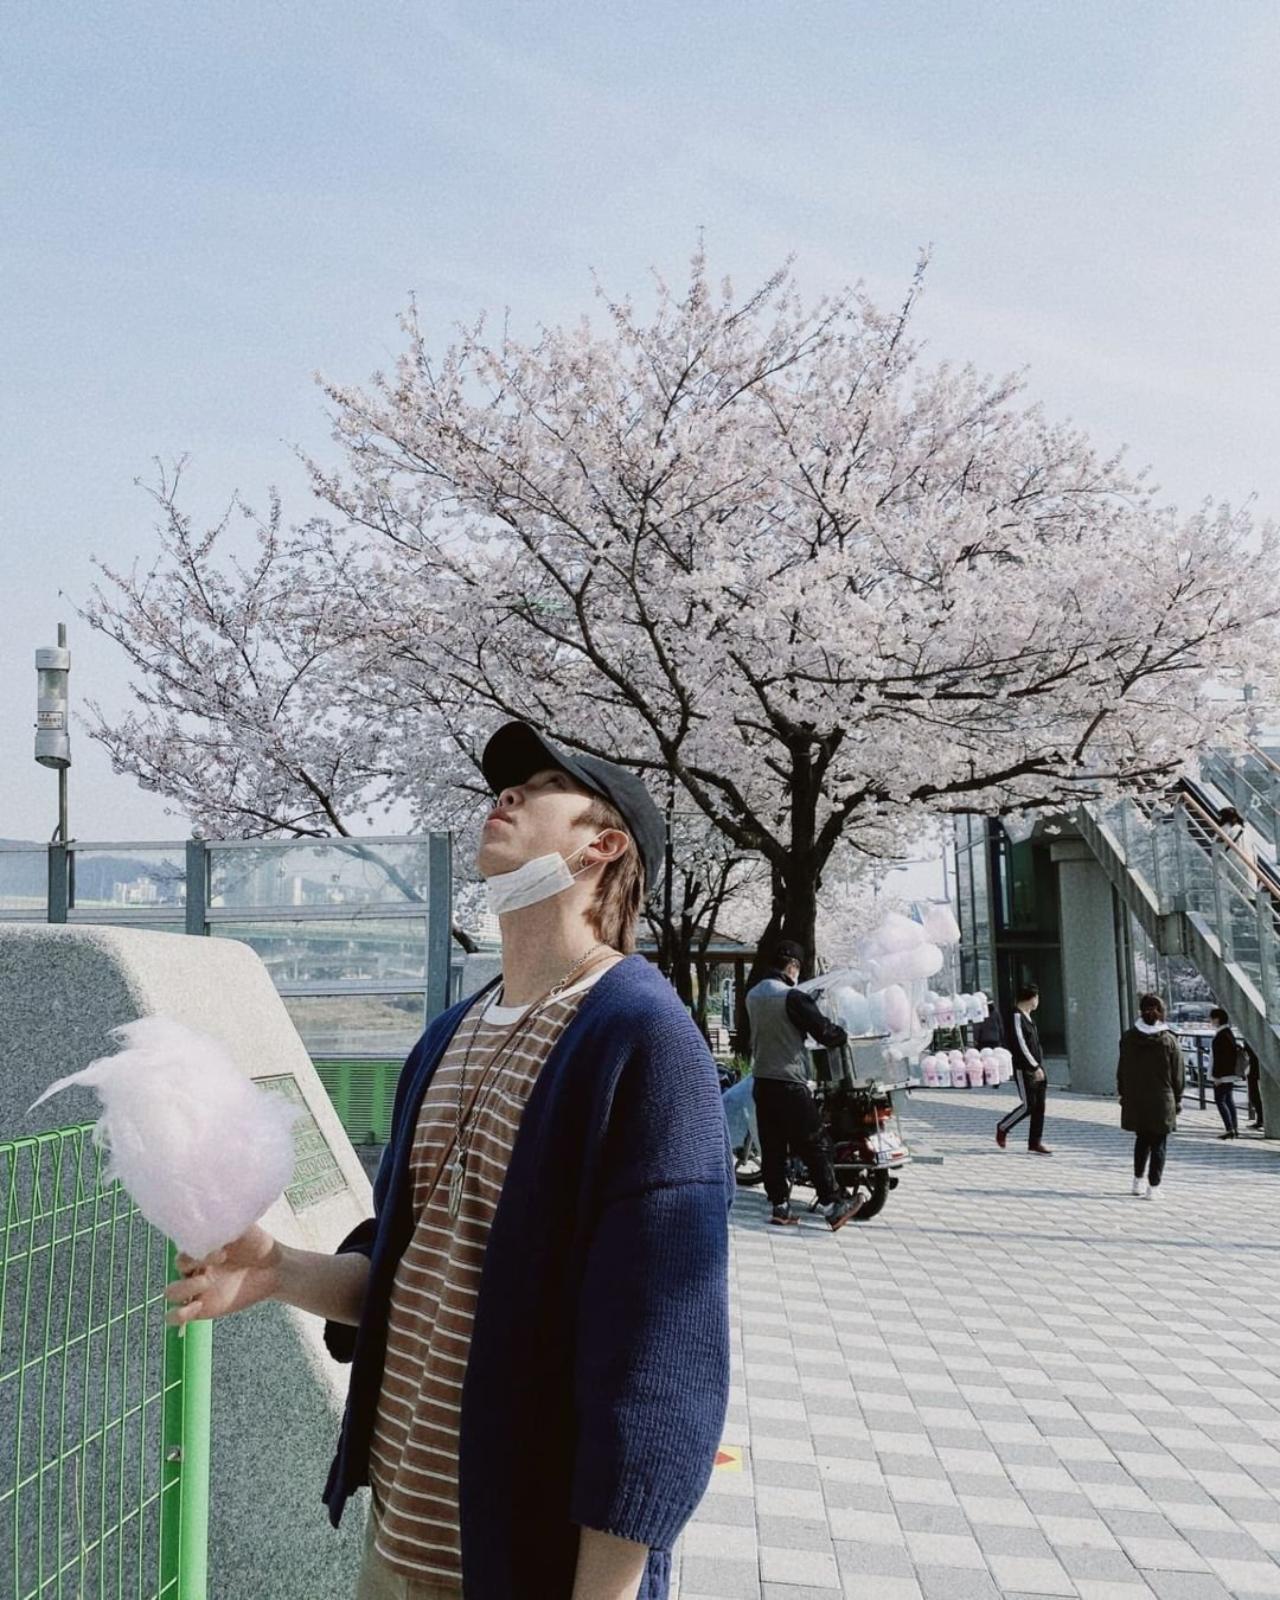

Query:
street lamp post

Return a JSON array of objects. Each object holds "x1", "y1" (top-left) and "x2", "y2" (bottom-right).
[{"x1": 34, "y1": 623, "x2": 71, "y2": 920}]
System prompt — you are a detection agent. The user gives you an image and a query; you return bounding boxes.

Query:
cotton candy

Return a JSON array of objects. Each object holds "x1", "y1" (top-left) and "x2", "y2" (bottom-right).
[
  {"x1": 868, "y1": 942, "x2": 943, "y2": 986},
  {"x1": 826, "y1": 985, "x2": 872, "y2": 1037},
  {"x1": 921, "y1": 903, "x2": 961, "y2": 947},
  {"x1": 29, "y1": 1016, "x2": 301, "y2": 1260},
  {"x1": 859, "y1": 911, "x2": 926, "y2": 959},
  {"x1": 880, "y1": 984, "x2": 912, "y2": 1036}
]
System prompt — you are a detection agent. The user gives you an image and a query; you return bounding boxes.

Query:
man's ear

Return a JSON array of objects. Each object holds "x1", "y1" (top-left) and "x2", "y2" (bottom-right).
[{"x1": 584, "y1": 828, "x2": 631, "y2": 867}]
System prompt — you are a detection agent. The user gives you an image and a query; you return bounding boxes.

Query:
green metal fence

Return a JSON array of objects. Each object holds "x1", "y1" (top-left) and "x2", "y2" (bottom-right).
[
  {"x1": 312, "y1": 1058, "x2": 401, "y2": 1147},
  {"x1": 1, "y1": 1127, "x2": 211, "y2": 1599}
]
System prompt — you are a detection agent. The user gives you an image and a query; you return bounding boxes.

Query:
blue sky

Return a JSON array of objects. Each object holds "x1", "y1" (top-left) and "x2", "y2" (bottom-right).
[{"x1": 2, "y1": 0, "x2": 1277, "y2": 843}]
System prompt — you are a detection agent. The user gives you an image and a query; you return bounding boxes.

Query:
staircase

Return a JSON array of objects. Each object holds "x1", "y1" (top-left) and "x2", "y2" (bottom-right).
[{"x1": 1077, "y1": 774, "x2": 1280, "y2": 1120}]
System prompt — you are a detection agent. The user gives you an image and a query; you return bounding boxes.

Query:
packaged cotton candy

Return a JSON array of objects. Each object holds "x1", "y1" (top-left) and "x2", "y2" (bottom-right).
[
  {"x1": 868, "y1": 942, "x2": 943, "y2": 987},
  {"x1": 921, "y1": 902, "x2": 961, "y2": 947},
  {"x1": 860, "y1": 911, "x2": 926, "y2": 959},
  {"x1": 29, "y1": 1016, "x2": 301, "y2": 1261},
  {"x1": 879, "y1": 984, "x2": 912, "y2": 1036},
  {"x1": 824, "y1": 984, "x2": 872, "y2": 1037}
]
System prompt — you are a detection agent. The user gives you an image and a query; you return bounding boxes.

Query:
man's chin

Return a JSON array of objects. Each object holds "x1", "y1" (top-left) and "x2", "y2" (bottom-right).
[{"x1": 475, "y1": 843, "x2": 513, "y2": 878}]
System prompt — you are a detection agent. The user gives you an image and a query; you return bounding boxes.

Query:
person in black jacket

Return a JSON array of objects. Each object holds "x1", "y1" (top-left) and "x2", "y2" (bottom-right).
[
  {"x1": 745, "y1": 939, "x2": 866, "y2": 1231},
  {"x1": 996, "y1": 983, "x2": 1052, "y2": 1154},
  {"x1": 1117, "y1": 993, "x2": 1185, "y2": 1198},
  {"x1": 1210, "y1": 1007, "x2": 1240, "y2": 1139}
]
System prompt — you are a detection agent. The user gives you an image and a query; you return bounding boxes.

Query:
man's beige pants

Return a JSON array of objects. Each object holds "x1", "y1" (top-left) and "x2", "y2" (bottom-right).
[{"x1": 357, "y1": 1493, "x2": 461, "y2": 1600}]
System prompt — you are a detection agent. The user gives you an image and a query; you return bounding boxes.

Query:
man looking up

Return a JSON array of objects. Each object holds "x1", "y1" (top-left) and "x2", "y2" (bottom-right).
[
  {"x1": 165, "y1": 722, "x2": 733, "y2": 1600},
  {"x1": 746, "y1": 939, "x2": 866, "y2": 1231}
]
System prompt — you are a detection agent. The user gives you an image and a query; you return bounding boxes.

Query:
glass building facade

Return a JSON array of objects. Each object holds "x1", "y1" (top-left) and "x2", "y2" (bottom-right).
[{"x1": 953, "y1": 816, "x2": 1067, "y2": 1055}]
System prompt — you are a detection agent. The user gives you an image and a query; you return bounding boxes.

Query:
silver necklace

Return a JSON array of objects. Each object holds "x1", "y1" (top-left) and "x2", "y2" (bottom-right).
[{"x1": 446, "y1": 941, "x2": 611, "y2": 1219}]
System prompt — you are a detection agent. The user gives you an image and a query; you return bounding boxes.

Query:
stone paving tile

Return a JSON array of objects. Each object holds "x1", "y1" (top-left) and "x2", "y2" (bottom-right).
[
  {"x1": 680, "y1": 1553, "x2": 761, "y2": 1598},
  {"x1": 985, "y1": 1554, "x2": 1078, "y2": 1594},
  {"x1": 756, "y1": 1514, "x2": 833, "y2": 1552},
  {"x1": 760, "y1": 1544, "x2": 840, "y2": 1586},
  {"x1": 690, "y1": 1091, "x2": 1280, "y2": 1598}
]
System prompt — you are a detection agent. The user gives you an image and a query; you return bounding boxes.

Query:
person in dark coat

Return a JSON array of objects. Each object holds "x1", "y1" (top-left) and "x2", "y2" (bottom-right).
[
  {"x1": 1210, "y1": 1006, "x2": 1240, "y2": 1139},
  {"x1": 1117, "y1": 993, "x2": 1185, "y2": 1199}
]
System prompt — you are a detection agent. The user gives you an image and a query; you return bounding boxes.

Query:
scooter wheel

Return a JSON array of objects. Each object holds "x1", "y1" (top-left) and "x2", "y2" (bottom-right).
[{"x1": 852, "y1": 1171, "x2": 890, "y2": 1221}]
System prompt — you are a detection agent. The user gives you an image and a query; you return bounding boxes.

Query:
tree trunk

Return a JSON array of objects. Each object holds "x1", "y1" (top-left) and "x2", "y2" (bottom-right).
[
  {"x1": 740, "y1": 856, "x2": 823, "y2": 1051},
  {"x1": 693, "y1": 956, "x2": 711, "y2": 1043}
]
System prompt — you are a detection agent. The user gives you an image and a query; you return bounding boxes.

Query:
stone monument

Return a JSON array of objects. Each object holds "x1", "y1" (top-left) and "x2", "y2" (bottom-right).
[{"x1": 0, "y1": 923, "x2": 379, "y2": 1599}]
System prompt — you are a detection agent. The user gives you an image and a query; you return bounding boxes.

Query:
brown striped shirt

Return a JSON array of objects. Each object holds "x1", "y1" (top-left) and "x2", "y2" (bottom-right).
[{"x1": 368, "y1": 971, "x2": 609, "y2": 1588}]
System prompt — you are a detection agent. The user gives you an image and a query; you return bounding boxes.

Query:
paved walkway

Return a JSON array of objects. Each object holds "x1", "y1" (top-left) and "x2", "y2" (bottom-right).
[{"x1": 675, "y1": 1086, "x2": 1280, "y2": 1600}]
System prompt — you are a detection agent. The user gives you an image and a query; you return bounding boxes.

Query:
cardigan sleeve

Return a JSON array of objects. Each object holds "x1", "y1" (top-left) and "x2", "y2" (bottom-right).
[
  {"x1": 321, "y1": 1030, "x2": 429, "y2": 1364},
  {"x1": 322, "y1": 1144, "x2": 391, "y2": 1364},
  {"x1": 568, "y1": 1010, "x2": 733, "y2": 1551}
]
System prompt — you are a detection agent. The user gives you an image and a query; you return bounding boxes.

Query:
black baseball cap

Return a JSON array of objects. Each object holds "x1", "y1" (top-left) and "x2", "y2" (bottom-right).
[
  {"x1": 773, "y1": 939, "x2": 805, "y2": 969},
  {"x1": 481, "y1": 721, "x2": 666, "y2": 892}
]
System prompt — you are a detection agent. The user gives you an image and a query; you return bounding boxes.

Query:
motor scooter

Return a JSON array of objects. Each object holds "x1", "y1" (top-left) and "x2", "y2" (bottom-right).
[{"x1": 721, "y1": 1047, "x2": 910, "y2": 1220}]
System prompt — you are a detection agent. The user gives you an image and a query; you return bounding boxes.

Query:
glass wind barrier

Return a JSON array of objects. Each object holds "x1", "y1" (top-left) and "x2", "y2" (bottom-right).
[
  {"x1": 208, "y1": 838, "x2": 432, "y2": 912},
  {"x1": 66, "y1": 846, "x2": 188, "y2": 919},
  {"x1": 0, "y1": 849, "x2": 48, "y2": 913},
  {"x1": 282, "y1": 992, "x2": 427, "y2": 1056},
  {"x1": 211, "y1": 918, "x2": 428, "y2": 986}
]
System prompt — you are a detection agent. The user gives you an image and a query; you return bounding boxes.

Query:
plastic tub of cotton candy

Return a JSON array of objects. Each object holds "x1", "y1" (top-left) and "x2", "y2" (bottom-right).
[{"x1": 29, "y1": 1016, "x2": 302, "y2": 1262}]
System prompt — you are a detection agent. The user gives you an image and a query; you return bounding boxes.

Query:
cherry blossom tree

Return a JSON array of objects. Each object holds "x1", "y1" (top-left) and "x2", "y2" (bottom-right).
[
  {"x1": 86, "y1": 250, "x2": 1280, "y2": 976},
  {"x1": 81, "y1": 464, "x2": 761, "y2": 968},
  {"x1": 305, "y1": 249, "x2": 1280, "y2": 966}
]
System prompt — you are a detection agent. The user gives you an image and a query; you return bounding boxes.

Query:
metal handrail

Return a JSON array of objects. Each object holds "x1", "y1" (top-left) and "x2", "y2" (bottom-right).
[
  {"x1": 1175, "y1": 792, "x2": 1280, "y2": 905},
  {"x1": 1245, "y1": 738, "x2": 1280, "y2": 778}
]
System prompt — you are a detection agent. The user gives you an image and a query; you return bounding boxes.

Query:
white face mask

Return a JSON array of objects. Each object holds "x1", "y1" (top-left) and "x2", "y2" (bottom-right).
[{"x1": 485, "y1": 838, "x2": 601, "y2": 916}]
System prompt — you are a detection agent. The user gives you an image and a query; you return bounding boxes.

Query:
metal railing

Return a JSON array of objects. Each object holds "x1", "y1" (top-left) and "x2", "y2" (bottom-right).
[{"x1": 1, "y1": 1127, "x2": 211, "y2": 1600}]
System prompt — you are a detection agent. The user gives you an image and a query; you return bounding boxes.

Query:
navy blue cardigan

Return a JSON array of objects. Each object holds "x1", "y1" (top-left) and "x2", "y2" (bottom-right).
[{"x1": 321, "y1": 955, "x2": 733, "y2": 1600}]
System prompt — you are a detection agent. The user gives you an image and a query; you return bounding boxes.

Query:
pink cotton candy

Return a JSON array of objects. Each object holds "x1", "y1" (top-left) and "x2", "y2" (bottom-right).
[{"x1": 29, "y1": 1016, "x2": 301, "y2": 1260}]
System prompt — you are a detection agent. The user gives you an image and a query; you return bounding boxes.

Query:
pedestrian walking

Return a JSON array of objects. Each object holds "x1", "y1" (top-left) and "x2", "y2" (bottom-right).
[
  {"x1": 164, "y1": 721, "x2": 733, "y2": 1600},
  {"x1": 1117, "y1": 993, "x2": 1184, "y2": 1199},
  {"x1": 745, "y1": 939, "x2": 867, "y2": 1231},
  {"x1": 996, "y1": 983, "x2": 1052, "y2": 1154},
  {"x1": 1245, "y1": 1038, "x2": 1264, "y2": 1132},
  {"x1": 1210, "y1": 1006, "x2": 1241, "y2": 1139}
]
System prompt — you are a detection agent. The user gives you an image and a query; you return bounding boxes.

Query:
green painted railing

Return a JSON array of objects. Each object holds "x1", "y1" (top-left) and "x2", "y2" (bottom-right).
[{"x1": 1, "y1": 1126, "x2": 211, "y2": 1599}]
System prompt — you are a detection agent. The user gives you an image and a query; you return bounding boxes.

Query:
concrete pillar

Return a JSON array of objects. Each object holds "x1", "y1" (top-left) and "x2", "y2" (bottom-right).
[
  {"x1": 1261, "y1": 1068, "x2": 1280, "y2": 1137},
  {"x1": 1051, "y1": 841, "x2": 1123, "y2": 1094}
]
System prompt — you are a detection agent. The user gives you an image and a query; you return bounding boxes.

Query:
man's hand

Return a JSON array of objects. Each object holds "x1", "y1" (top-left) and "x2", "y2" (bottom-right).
[
  {"x1": 1033, "y1": 1068, "x2": 1046, "y2": 1084},
  {"x1": 164, "y1": 1223, "x2": 282, "y2": 1328}
]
